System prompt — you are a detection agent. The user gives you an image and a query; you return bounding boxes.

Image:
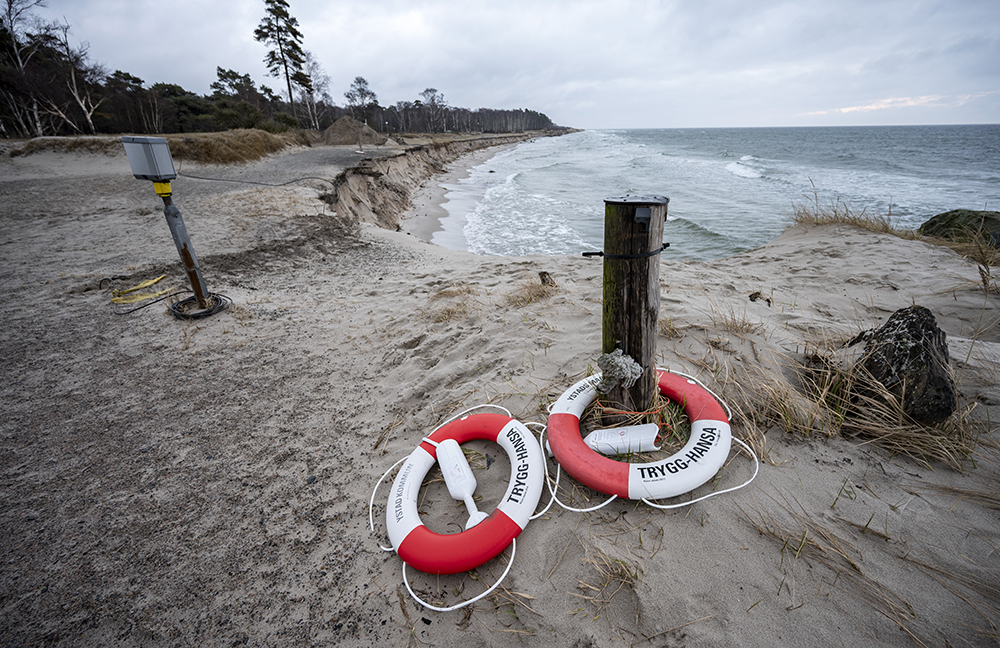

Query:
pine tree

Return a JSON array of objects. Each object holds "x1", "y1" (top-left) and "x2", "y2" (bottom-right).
[{"x1": 253, "y1": 0, "x2": 312, "y2": 120}]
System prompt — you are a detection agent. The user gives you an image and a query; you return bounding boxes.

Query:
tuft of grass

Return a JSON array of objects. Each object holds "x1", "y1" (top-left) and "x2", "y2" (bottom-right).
[
  {"x1": 427, "y1": 282, "x2": 478, "y2": 323},
  {"x1": 429, "y1": 304, "x2": 468, "y2": 323},
  {"x1": 504, "y1": 280, "x2": 556, "y2": 308},
  {"x1": 744, "y1": 502, "x2": 924, "y2": 642},
  {"x1": 658, "y1": 316, "x2": 681, "y2": 339},
  {"x1": 709, "y1": 334, "x2": 980, "y2": 469},
  {"x1": 708, "y1": 302, "x2": 765, "y2": 336},
  {"x1": 573, "y1": 544, "x2": 642, "y2": 618},
  {"x1": 929, "y1": 223, "x2": 999, "y2": 294},
  {"x1": 430, "y1": 282, "x2": 476, "y2": 301},
  {"x1": 716, "y1": 354, "x2": 837, "y2": 440},
  {"x1": 798, "y1": 353, "x2": 980, "y2": 470},
  {"x1": 947, "y1": 234, "x2": 1000, "y2": 271},
  {"x1": 744, "y1": 494, "x2": 1000, "y2": 646},
  {"x1": 792, "y1": 193, "x2": 918, "y2": 240}
]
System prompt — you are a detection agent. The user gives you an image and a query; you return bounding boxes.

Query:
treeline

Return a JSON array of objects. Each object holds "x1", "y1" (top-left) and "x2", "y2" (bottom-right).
[{"x1": 0, "y1": 0, "x2": 559, "y2": 138}]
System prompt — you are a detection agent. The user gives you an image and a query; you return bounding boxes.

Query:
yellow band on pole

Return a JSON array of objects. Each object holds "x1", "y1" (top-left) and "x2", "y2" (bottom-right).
[{"x1": 153, "y1": 181, "x2": 172, "y2": 197}]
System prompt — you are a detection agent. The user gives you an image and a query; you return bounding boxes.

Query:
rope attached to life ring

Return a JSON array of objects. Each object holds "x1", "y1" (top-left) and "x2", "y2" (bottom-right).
[{"x1": 369, "y1": 405, "x2": 549, "y2": 611}]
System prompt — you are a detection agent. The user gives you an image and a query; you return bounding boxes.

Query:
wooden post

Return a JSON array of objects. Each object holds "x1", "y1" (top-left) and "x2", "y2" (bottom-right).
[{"x1": 601, "y1": 195, "x2": 669, "y2": 415}]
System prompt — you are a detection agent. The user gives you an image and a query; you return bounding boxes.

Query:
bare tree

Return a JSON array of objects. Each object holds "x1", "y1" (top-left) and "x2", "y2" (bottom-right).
[
  {"x1": 419, "y1": 88, "x2": 446, "y2": 133},
  {"x1": 298, "y1": 50, "x2": 331, "y2": 130},
  {"x1": 49, "y1": 20, "x2": 105, "y2": 134},
  {"x1": 344, "y1": 76, "x2": 377, "y2": 124},
  {"x1": 1, "y1": 0, "x2": 55, "y2": 136},
  {"x1": 394, "y1": 100, "x2": 414, "y2": 132}
]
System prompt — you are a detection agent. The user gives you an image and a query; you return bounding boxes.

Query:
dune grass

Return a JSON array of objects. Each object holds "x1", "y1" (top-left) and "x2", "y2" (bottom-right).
[
  {"x1": 9, "y1": 135, "x2": 123, "y2": 157},
  {"x1": 695, "y1": 334, "x2": 982, "y2": 470},
  {"x1": 796, "y1": 353, "x2": 980, "y2": 470},
  {"x1": 426, "y1": 282, "x2": 480, "y2": 324},
  {"x1": 162, "y1": 129, "x2": 306, "y2": 163},
  {"x1": 504, "y1": 280, "x2": 557, "y2": 308},
  {"x1": 9, "y1": 128, "x2": 306, "y2": 163},
  {"x1": 793, "y1": 196, "x2": 998, "y2": 272},
  {"x1": 781, "y1": 198, "x2": 993, "y2": 468},
  {"x1": 573, "y1": 543, "x2": 642, "y2": 619},
  {"x1": 791, "y1": 197, "x2": 918, "y2": 239}
]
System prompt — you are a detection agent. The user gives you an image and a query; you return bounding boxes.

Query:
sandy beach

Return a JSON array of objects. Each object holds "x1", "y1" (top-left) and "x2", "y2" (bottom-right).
[
  {"x1": 1, "y1": 136, "x2": 998, "y2": 647},
  {"x1": 400, "y1": 144, "x2": 516, "y2": 247}
]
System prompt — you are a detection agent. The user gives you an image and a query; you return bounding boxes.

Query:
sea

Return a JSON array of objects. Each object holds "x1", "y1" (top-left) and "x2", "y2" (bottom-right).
[{"x1": 431, "y1": 125, "x2": 1000, "y2": 260}]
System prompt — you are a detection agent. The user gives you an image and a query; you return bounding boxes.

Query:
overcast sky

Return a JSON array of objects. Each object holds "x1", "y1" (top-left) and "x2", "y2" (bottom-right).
[{"x1": 34, "y1": 0, "x2": 1000, "y2": 129}]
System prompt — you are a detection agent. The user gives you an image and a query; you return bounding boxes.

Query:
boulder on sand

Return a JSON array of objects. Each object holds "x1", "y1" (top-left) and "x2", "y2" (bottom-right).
[
  {"x1": 919, "y1": 209, "x2": 1000, "y2": 247},
  {"x1": 851, "y1": 305, "x2": 957, "y2": 425}
]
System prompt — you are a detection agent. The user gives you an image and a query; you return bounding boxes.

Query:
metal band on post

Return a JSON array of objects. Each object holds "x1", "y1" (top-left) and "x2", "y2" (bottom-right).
[{"x1": 583, "y1": 243, "x2": 670, "y2": 259}]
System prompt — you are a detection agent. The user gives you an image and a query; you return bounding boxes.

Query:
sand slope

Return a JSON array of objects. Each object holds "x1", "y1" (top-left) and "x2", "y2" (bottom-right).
[{"x1": 0, "y1": 141, "x2": 998, "y2": 647}]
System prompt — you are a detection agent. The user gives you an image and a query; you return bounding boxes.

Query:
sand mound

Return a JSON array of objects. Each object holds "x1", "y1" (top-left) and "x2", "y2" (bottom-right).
[{"x1": 321, "y1": 115, "x2": 387, "y2": 146}]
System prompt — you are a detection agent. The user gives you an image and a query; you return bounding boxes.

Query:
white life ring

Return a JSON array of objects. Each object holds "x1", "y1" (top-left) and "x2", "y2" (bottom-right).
[
  {"x1": 386, "y1": 412, "x2": 544, "y2": 575},
  {"x1": 547, "y1": 370, "x2": 732, "y2": 500}
]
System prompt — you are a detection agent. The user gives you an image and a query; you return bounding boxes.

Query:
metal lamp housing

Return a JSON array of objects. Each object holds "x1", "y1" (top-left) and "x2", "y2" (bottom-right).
[{"x1": 121, "y1": 136, "x2": 177, "y2": 182}]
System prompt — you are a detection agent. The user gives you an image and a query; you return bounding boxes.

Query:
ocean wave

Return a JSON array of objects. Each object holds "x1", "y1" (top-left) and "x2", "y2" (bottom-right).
[
  {"x1": 725, "y1": 161, "x2": 763, "y2": 179},
  {"x1": 663, "y1": 217, "x2": 744, "y2": 258},
  {"x1": 443, "y1": 126, "x2": 999, "y2": 259}
]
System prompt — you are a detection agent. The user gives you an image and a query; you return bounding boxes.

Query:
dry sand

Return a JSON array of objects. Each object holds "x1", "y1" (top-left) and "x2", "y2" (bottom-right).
[{"x1": 1, "y1": 138, "x2": 998, "y2": 647}]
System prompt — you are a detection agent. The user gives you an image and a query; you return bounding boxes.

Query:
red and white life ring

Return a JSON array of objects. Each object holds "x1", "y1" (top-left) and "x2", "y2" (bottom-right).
[
  {"x1": 386, "y1": 412, "x2": 544, "y2": 575},
  {"x1": 547, "y1": 370, "x2": 732, "y2": 500}
]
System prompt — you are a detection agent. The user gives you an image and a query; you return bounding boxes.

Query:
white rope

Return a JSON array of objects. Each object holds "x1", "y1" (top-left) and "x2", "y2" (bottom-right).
[
  {"x1": 524, "y1": 422, "x2": 557, "y2": 520},
  {"x1": 369, "y1": 455, "x2": 408, "y2": 552},
  {"x1": 539, "y1": 423, "x2": 618, "y2": 513},
  {"x1": 402, "y1": 539, "x2": 517, "y2": 612},
  {"x1": 640, "y1": 437, "x2": 760, "y2": 510}
]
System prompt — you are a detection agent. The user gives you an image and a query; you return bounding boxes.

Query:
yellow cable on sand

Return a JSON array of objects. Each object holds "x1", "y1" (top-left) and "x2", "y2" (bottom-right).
[
  {"x1": 111, "y1": 287, "x2": 174, "y2": 304},
  {"x1": 112, "y1": 274, "x2": 166, "y2": 298},
  {"x1": 110, "y1": 275, "x2": 174, "y2": 303}
]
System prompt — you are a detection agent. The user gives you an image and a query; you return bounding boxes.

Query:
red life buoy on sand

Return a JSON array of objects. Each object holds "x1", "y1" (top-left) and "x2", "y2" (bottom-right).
[
  {"x1": 547, "y1": 370, "x2": 733, "y2": 501},
  {"x1": 386, "y1": 412, "x2": 544, "y2": 575}
]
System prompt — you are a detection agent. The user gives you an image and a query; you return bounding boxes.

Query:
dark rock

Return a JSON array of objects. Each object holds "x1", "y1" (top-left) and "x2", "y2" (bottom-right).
[
  {"x1": 919, "y1": 209, "x2": 1000, "y2": 247},
  {"x1": 853, "y1": 305, "x2": 957, "y2": 424}
]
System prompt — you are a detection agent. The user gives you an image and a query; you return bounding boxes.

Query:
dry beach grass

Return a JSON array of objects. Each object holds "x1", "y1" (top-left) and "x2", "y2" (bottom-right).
[{"x1": 1, "y1": 133, "x2": 998, "y2": 647}]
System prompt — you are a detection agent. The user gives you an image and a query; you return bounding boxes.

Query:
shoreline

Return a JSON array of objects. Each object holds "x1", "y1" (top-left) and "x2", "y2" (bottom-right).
[{"x1": 399, "y1": 144, "x2": 517, "y2": 249}]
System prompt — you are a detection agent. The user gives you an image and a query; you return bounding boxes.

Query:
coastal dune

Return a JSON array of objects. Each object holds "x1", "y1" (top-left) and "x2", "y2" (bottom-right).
[{"x1": 0, "y1": 137, "x2": 997, "y2": 647}]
